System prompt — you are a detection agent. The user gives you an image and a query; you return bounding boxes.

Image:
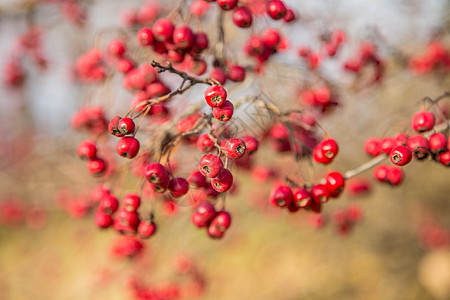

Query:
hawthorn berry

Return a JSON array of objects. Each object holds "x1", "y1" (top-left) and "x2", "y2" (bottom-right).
[
  {"x1": 267, "y1": 0, "x2": 287, "y2": 20},
  {"x1": 269, "y1": 185, "x2": 293, "y2": 208},
  {"x1": 292, "y1": 187, "x2": 311, "y2": 208},
  {"x1": 394, "y1": 133, "x2": 408, "y2": 146},
  {"x1": 187, "y1": 170, "x2": 207, "y2": 188},
  {"x1": 108, "y1": 116, "x2": 124, "y2": 137},
  {"x1": 211, "y1": 169, "x2": 234, "y2": 192},
  {"x1": 173, "y1": 25, "x2": 194, "y2": 49},
  {"x1": 116, "y1": 136, "x2": 140, "y2": 159},
  {"x1": 192, "y1": 32, "x2": 209, "y2": 53},
  {"x1": 148, "y1": 174, "x2": 170, "y2": 193},
  {"x1": 439, "y1": 151, "x2": 450, "y2": 166},
  {"x1": 387, "y1": 165, "x2": 404, "y2": 185},
  {"x1": 118, "y1": 117, "x2": 135, "y2": 135},
  {"x1": 224, "y1": 138, "x2": 246, "y2": 159},
  {"x1": 313, "y1": 138, "x2": 339, "y2": 164},
  {"x1": 197, "y1": 133, "x2": 215, "y2": 153},
  {"x1": 364, "y1": 137, "x2": 381, "y2": 156},
  {"x1": 207, "y1": 223, "x2": 225, "y2": 239},
  {"x1": 138, "y1": 220, "x2": 157, "y2": 238},
  {"x1": 152, "y1": 18, "x2": 175, "y2": 42},
  {"x1": 380, "y1": 137, "x2": 396, "y2": 155},
  {"x1": 95, "y1": 211, "x2": 113, "y2": 228},
  {"x1": 137, "y1": 27, "x2": 154, "y2": 46},
  {"x1": 283, "y1": 8, "x2": 296, "y2": 22},
  {"x1": 227, "y1": 65, "x2": 246, "y2": 82},
  {"x1": 407, "y1": 134, "x2": 430, "y2": 160},
  {"x1": 144, "y1": 162, "x2": 167, "y2": 184},
  {"x1": 116, "y1": 58, "x2": 135, "y2": 73},
  {"x1": 242, "y1": 136, "x2": 259, "y2": 155},
  {"x1": 204, "y1": 85, "x2": 227, "y2": 107},
  {"x1": 210, "y1": 67, "x2": 227, "y2": 85},
  {"x1": 116, "y1": 208, "x2": 140, "y2": 229},
  {"x1": 199, "y1": 154, "x2": 224, "y2": 178},
  {"x1": 99, "y1": 194, "x2": 119, "y2": 215},
  {"x1": 212, "y1": 100, "x2": 234, "y2": 121},
  {"x1": 325, "y1": 171, "x2": 345, "y2": 197},
  {"x1": 192, "y1": 201, "x2": 216, "y2": 228},
  {"x1": 390, "y1": 145, "x2": 412, "y2": 166},
  {"x1": 77, "y1": 140, "x2": 97, "y2": 160},
  {"x1": 123, "y1": 193, "x2": 141, "y2": 212},
  {"x1": 232, "y1": 6, "x2": 252, "y2": 28},
  {"x1": 107, "y1": 39, "x2": 126, "y2": 57},
  {"x1": 87, "y1": 158, "x2": 107, "y2": 177},
  {"x1": 373, "y1": 165, "x2": 389, "y2": 182},
  {"x1": 169, "y1": 177, "x2": 189, "y2": 198},
  {"x1": 428, "y1": 132, "x2": 447, "y2": 153},
  {"x1": 411, "y1": 111, "x2": 435, "y2": 132},
  {"x1": 311, "y1": 184, "x2": 330, "y2": 204},
  {"x1": 218, "y1": 0, "x2": 238, "y2": 10}
]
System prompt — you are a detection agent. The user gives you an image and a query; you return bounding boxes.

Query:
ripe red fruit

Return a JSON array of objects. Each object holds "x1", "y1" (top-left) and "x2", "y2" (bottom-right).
[
  {"x1": 411, "y1": 111, "x2": 435, "y2": 132},
  {"x1": 197, "y1": 133, "x2": 215, "y2": 153},
  {"x1": 118, "y1": 117, "x2": 135, "y2": 135},
  {"x1": 138, "y1": 220, "x2": 157, "y2": 238},
  {"x1": 380, "y1": 137, "x2": 396, "y2": 155},
  {"x1": 107, "y1": 39, "x2": 126, "y2": 57},
  {"x1": 227, "y1": 65, "x2": 246, "y2": 82},
  {"x1": 148, "y1": 173, "x2": 170, "y2": 193},
  {"x1": 390, "y1": 145, "x2": 412, "y2": 166},
  {"x1": 187, "y1": 170, "x2": 206, "y2": 188},
  {"x1": 311, "y1": 184, "x2": 330, "y2": 203},
  {"x1": 77, "y1": 140, "x2": 97, "y2": 160},
  {"x1": 186, "y1": 57, "x2": 207, "y2": 75},
  {"x1": 169, "y1": 177, "x2": 189, "y2": 198},
  {"x1": 394, "y1": 133, "x2": 408, "y2": 146},
  {"x1": 123, "y1": 193, "x2": 141, "y2": 212},
  {"x1": 387, "y1": 166, "x2": 404, "y2": 185},
  {"x1": 269, "y1": 185, "x2": 293, "y2": 208},
  {"x1": 325, "y1": 171, "x2": 345, "y2": 197},
  {"x1": 267, "y1": 0, "x2": 287, "y2": 20},
  {"x1": 116, "y1": 136, "x2": 140, "y2": 159},
  {"x1": 116, "y1": 58, "x2": 135, "y2": 73},
  {"x1": 212, "y1": 100, "x2": 234, "y2": 121},
  {"x1": 199, "y1": 154, "x2": 224, "y2": 178},
  {"x1": 224, "y1": 138, "x2": 246, "y2": 159},
  {"x1": 108, "y1": 116, "x2": 125, "y2": 137},
  {"x1": 209, "y1": 211, "x2": 231, "y2": 233},
  {"x1": 373, "y1": 165, "x2": 389, "y2": 182},
  {"x1": 99, "y1": 194, "x2": 119, "y2": 215},
  {"x1": 218, "y1": 0, "x2": 238, "y2": 10},
  {"x1": 116, "y1": 208, "x2": 140, "y2": 228},
  {"x1": 192, "y1": 201, "x2": 216, "y2": 228},
  {"x1": 95, "y1": 211, "x2": 113, "y2": 228},
  {"x1": 173, "y1": 25, "x2": 194, "y2": 49},
  {"x1": 313, "y1": 138, "x2": 339, "y2": 164},
  {"x1": 232, "y1": 6, "x2": 252, "y2": 28},
  {"x1": 207, "y1": 223, "x2": 225, "y2": 239},
  {"x1": 283, "y1": 8, "x2": 296, "y2": 22},
  {"x1": 192, "y1": 32, "x2": 209, "y2": 53},
  {"x1": 87, "y1": 158, "x2": 107, "y2": 176},
  {"x1": 211, "y1": 169, "x2": 234, "y2": 192},
  {"x1": 439, "y1": 151, "x2": 450, "y2": 166},
  {"x1": 428, "y1": 132, "x2": 447, "y2": 153},
  {"x1": 364, "y1": 137, "x2": 381, "y2": 157},
  {"x1": 262, "y1": 28, "x2": 281, "y2": 50},
  {"x1": 292, "y1": 187, "x2": 311, "y2": 208},
  {"x1": 204, "y1": 85, "x2": 227, "y2": 107},
  {"x1": 210, "y1": 67, "x2": 227, "y2": 85},
  {"x1": 144, "y1": 162, "x2": 167, "y2": 184},
  {"x1": 407, "y1": 134, "x2": 430, "y2": 160},
  {"x1": 242, "y1": 136, "x2": 259, "y2": 155},
  {"x1": 137, "y1": 27, "x2": 154, "y2": 46},
  {"x1": 152, "y1": 18, "x2": 175, "y2": 42}
]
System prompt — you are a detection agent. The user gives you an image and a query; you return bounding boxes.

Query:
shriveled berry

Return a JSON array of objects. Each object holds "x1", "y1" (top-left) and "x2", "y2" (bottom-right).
[
  {"x1": 116, "y1": 137, "x2": 140, "y2": 159},
  {"x1": 77, "y1": 140, "x2": 97, "y2": 160},
  {"x1": 407, "y1": 134, "x2": 430, "y2": 160},
  {"x1": 224, "y1": 138, "x2": 246, "y2": 159},
  {"x1": 123, "y1": 193, "x2": 141, "y2": 212},
  {"x1": 390, "y1": 145, "x2": 412, "y2": 166},
  {"x1": 267, "y1": 0, "x2": 287, "y2": 20},
  {"x1": 204, "y1": 85, "x2": 227, "y2": 107},
  {"x1": 325, "y1": 171, "x2": 345, "y2": 197},
  {"x1": 232, "y1": 6, "x2": 252, "y2": 28},
  {"x1": 428, "y1": 132, "x2": 447, "y2": 153},
  {"x1": 212, "y1": 100, "x2": 234, "y2": 122},
  {"x1": 199, "y1": 154, "x2": 224, "y2": 178},
  {"x1": 311, "y1": 184, "x2": 330, "y2": 204},
  {"x1": 169, "y1": 177, "x2": 189, "y2": 198},
  {"x1": 292, "y1": 187, "x2": 311, "y2": 208},
  {"x1": 269, "y1": 185, "x2": 293, "y2": 208},
  {"x1": 211, "y1": 169, "x2": 233, "y2": 192},
  {"x1": 118, "y1": 117, "x2": 135, "y2": 135},
  {"x1": 411, "y1": 111, "x2": 435, "y2": 132}
]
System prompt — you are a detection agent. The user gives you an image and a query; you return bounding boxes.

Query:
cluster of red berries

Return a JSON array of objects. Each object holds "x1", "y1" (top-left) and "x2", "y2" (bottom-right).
[
  {"x1": 0, "y1": 197, "x2": 47, "y2": 230},
  {"x1": 108, "y1": 116, "x2": 141, "y2": 159},
  {"x1": 244, "y1": 28, "x2": 286, "y2": 67},
  {"x1": 409, "y1": 41, "x2": 450, "y2": 75},
  {"x1": 75, "y1": 48, "x2": 107, "y2": 83},
  {"x1": 120, "y1": 0, "x2": 160, "y2": 28},
  {"x1": 71, "y1": 106, "x2": 108, "y2": 136},
  {"x1": 77, "y1": 139, "x2": 108, "y2": 176},
  {"x1": 343, "y1": 41, "x2": 384, "y2": 84},
  {"x1": 299, "y1": 85, "x2": 338, "y2": 112}
]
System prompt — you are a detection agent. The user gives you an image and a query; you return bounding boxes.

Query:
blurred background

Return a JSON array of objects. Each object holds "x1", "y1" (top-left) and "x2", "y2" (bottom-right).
[{"x1": 0, "y1": 0, "x2": 450, "y2": 299}]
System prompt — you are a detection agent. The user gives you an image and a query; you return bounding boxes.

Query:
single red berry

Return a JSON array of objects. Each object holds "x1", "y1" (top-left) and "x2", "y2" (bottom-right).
[
  {"x1": 173, "y1": 25, "x2": 194, "y2": 49},
  {"x1": 95, "y1": 211, "x2": 113, "y2": 228},
  {"x1": 108, "y1": 116, "x2": 124, "y2": 137},
  {"x1": 187, "y1": 170, "x2": 206, "y2": 188},
  {"x1": 428, "y1": 132, "x2": 447, "y2": 153},
  {"x1": 197, "y1": 133, "x2": 215, "y2": 153},
  {"x1": 199, "y1": 154, "x2": 224, "y2": 178},
  {"x1": 116, "y1": 208, "x2": 140, "y2": 228},
  {"x1": 116, "y1": 136, "x2": 140, "y2": 159},
  {"x1": 137, "y1": 27, "x2": 154, "y2": 46},
  {"x1": 212, "y1": 100, "x2": 234, "y2": 122},
  {"x1": 262, "y1": 28, "x2": 281, "y2": 50},
  {"x1": 232, "y1": 6, "x2": 252, "y2": 28},
  {"x1": 169, "y1": 177, "x2": 189, "y2": 198},
  {"x1": 313, "y1": 138, "x2": 339, "y2": 164},
  {"x1": 439, "y1": 150, "x2": 450, "y2": 166},
  {"x1": 224, "y1": 138, "x2": 246, "y2": 159},
  {"x1": 187, "y1": 57, "x2": 207, "y2": 75},
  {"x1": 90, "y1": 184, "x2": 110, "y2": 202},
  {"x1": 192, "y1": 201, "x2": 216, "y2": 228},
  {"x1": 269, "y1": 185, "x2": 293, "y2": 208},
  {"x1": 192, "y1": 32, "x2": 209, "y2": 53},
  {"x1": 407, "y1": 134, "x2": 430, "y2": 160},
  {"x1": 292, "y1": 187, "x2": 311, "y2": 208},
  {"x1": 266, "y1": 0, "x2": 287, "y2": 20},
  {"x1": 387, "y1": 166, "x2": 403, "y2": 186},
  {"x1": 99, "y1": 194, "x2": 119, "y2": 215},
  {"x1": 227, "y1": 64, "x2": 246, "y2": 82},
  {"x1": 123, "y1": 193, "x2": 141, "y2": 212},
  {"x1": 118, "y1": 117, "x2": 135, "y2": 135},
  {"x1": 138, "y1": 220, "x2": 157, "y2": 238},
  {"x1": 283, "y1": 8, "x2": 296, "y2": 22},
  {"x1": 394, "y1": 133, "x2": 408, "y2": 146},
  {"x1": 207, "y1": 223, "x2": 225, "y2": 239},
  {"x1": 211, "y1": 169, "x2": 234, "y2": 192},
  {"x1": 204, "y1": 85, "x2": 227, "y2": 107},
  {"x1": 209, "y1": 211, "x2": 231, "y2": 233},
  {"x1": 144, "y1": 162, "x2": 167, "y2": 184},
  {"x1": 87, "y1": 158, "x2": 107, "y2": 177},
  {"x1": 364, "y1": 137, "x2": 381, "y2": 156},
  {"x1": 77, "y1": 140, "x2": 97, "y2": 160},
  {"x1": 152, "y1": 18, "x2": 175, "y2": 42},
  {"x1": 242, "y1": 136, "x2": 259, "y2": 155},
  {"x1": 210, "y1": 67, "x2": 227, "y2": 85},
  {"x1": 107, "y1": 39, "x2": 126, "y2": 57},
  {"x1": 373, "y1": 165, "x2": 389, "y2": 182},
  {"x1": 116, "y1": 58, "x2": 135, "y2": 73},
  {"x1": 218, "y1": 0, "x2": 238, "y2": 10},
  {"x1": 311, "y1": 184, "x2": 330, "y2": 204},
  {"x1": 390, "y1": 145, "x2": 412, "y2": 166},
  {"x1": 380, "y1": 137, "x2": 396, "y2": 155},
  {"x1": 325, "y1": 171, "x2": 345, "y2": 197},
  {"x1": 411, "y1": 111, "x2": 435, "y2": 132}
]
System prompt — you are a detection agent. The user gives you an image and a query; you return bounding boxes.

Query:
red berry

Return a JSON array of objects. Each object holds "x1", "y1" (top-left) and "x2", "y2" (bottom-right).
[
  {"x1": 204, "y1": 85, "x2": 227, "y2": 107},
  {"x1": 199, "y1": 154, "x2": 224, "y2": 178},
  {"x1": 77, "y1": 140, "x2": 97, "y2": 160},
  {"x1": 108, "y1": 116, "x2": 124, "y2": 137},
  {"x1": 217, "y1": 0, "x2": 238, "y2": 10},
  {"x1": 107, "y1": 39, "x2": 126, "y2": 57},
  {"x1": 207, "y1": 223, "x2": 225, "y2": 239},
  {"x1": 373, "y1": 165, "x2": 389, "y2": 182},
  {"x1": 212, "y1": 100, "x2": 234, "y2": 122},
  {"x1": 292, "y1": 187, "x2": 311, "y2": 208},
  {"x1": 232, "y1": 7, "x2": 252, "y2": 28},
  {"x1": 266, "y1": 0, "x2": 287, "y2": 20},
  {"x1": 95, "y1": 211, "x2": 113, "y2": 228},
  {"x1": 325, "y1": 171, "x2": 345, "y2": 197},
  {"x1": 116, "y1": 137, "x2": 140, "y2": 159},
  {"x1": 411, "y1": 111, "x2": 435, "y2": 132},
  {"x1": 311, "y1": 184, "x2": 330, "y2": 204},
  {"x1": 390, "y1": 145, "x2": 412, "y2": 166},
  {"x1": 116, "y1": 208, "x2": 140, "y2": 228},
  {"x1": 192, "y1": 201, "x2": 216, "y2": 228},
  {"x1": 209, "y1": 210, "x2": 231, "y2": 233},
  {"x1": 439, "y1": 150, "x2": 450, "y2": 166},
  {"x1": 152, "y1": 18, "x2": 175, "y2": 42},
  {"x1": 242, "y1": 136, "x2": 259, "y2": 155},
  {"x1": 197, "y1": 133, "x2": 215, "y2": 153},
  {"x1": 148, "y1": 173, "x2": 170, "y2": 193},
  {"x1": 313, "y1": 138, "x2": 339, "y2": 164},
  {"x1": 211, "y1": 169, "x2": 233, "y2": 192},
  {"x1": 187, "y1": 170, "x2": 206, "y2": 188},
  {"x1": 387, "y1": 165, "x2": 403, "y2": 185},
  {"x1": 269, "y1": 185, "x2": 293, "y2": 208},
  {"x1": 138, "y1": 220, "x2": 157, "y2": 238},
  {"x1": 99, "y1": 194, "x2": 119, "y2": 215},
  {"x1": 428, "y1": 132, "x2": 447, "y2": 153},
  {"x1": 173, "y1": 25, "x2": 194, "y2": 49},
  {"x1": 224, "y1": 138, "x2": 246, "y2": 159},
  {"x1": 116, "y1": 58, "x2": 135, "y2": 73},
  {"x1": 87, "y1": 158, "x2": 107, "y2": 177},
  {"x1": 262, "y1": 28, "x2": 281, "y2": 50},
  {"x1": 227, "y1": 65, "x2": 246, "y2": 82},
  {"x1": 169, "y1": 177, "x2": 189, "y2": 198},
  {"x1": 210, "y1": 67, "x2": 227, "y2": 85},
  {"x1": 364, "y1": 137, "x2": 381, "y2": 157},
  {"x1": 407, "y1": 134, "x2": 430, "y2": 160},
  {"x1": 380, "y1": 137, "x2": 396, "y2": 155},
  {"x1": 394, "y1": 133, "x2": 408, "y2": 146},
  {"x1": 118, "y1": 117, "x2": 135, "y2": 135},
  {"x1": 192, "y1": 32, "x2": 209, "y2": 53},
  {"x1": 137, "y1": 27, "x2": 154, "y2": 46},
  {"x1": 144, "y1": 162, "x2": 167, "y2": 184},
  {"x1": 123, "y1": 193, "x2": 141, "y2": 212},
  {"x1": 283, "y1": 8, "x2": 296, "y2": 22}
]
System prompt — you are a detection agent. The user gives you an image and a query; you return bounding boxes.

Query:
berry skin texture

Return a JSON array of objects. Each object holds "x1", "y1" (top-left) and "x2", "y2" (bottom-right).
[
  {"x1": 242, "y1": 136, "x2": 259, "y2": 155},
  {"x1": 87, "y1": 158, "x2": 107, "y2": 177},
  {"x1": 313, "y1": 138, "x2": 339, "y2": 164},
  {"x1": 204, "y1": 85, "x2": 227, "y2": 107},
  {"x1": 270, "y1": 185, "x2": 293, "y2": 208},
  {"x1": 118, "y1": 117, "x2": 135, "y2": 135},
  {"x1": 173, "y1": 25, "x2": 194, "y2": 49},
  {"x1": 311, "y1": 184, "x2": 330, "y2": 203},
  {"x1": 197, "y1": 133, "x2": 215, "y2": 153},
  {"x1": 138, "y1": 220, "x2": 157, "y2": 238},
  {"x1": 390, "y1": 145, "x2": 413, "y2": 166},
  {"x1": 212, "y1": 100, "x2": 234, "y2": 122},
  {"x1": 169, "y1": 177, "x2": 189, "y2": 198},
  {"x1": 211, "y1": 169, "x2": 234, "y2": 192},
  {"x1": 232, "y1": 6, "x2": 253, "y2": 28},
  {"x1": 428, "y1": 132, "x2": 447, "y2": 153},
  {"x1": 224, "y1": 138, "x2": 247, "y2": 159},
  {"x1": 77, "y1": 140, "x2": 97, "y2": 160},
  {"x1": 267, "y1": 0, "x2": 287, "y2": 20},
  {"x1": 144, "y1": 162, "x2": 167, "y2": 184},
  {"x1": 137, "y1": 27, "x2": 154, "y2": 46},
  {"x1": 411, "y1": 111, "x2": 435, "y2": 132},
  {"x1": 325, "y1": 171, "x2": 345, "y2": 197},
  {"x1": 152, "y1": 18, "x2": 175, "y2": 42},
  {"x1": 292, "y1": 187, "x2": 311, "y2": 208},
  {"x1": 199, "y1": 154, "x2": 224, "y2": 178},
  {"x1": 116, "y1": 137, "x2": 140, "y2": 159},
  {"x1": 123, "y1": 193, "x2": 141, "y2": 212},
  {"x1": 217, "y1": 0, "x2": 238, "y2": 10},
  {"x1": 407, "y1": 135, "x2": 430, "y2": 160}
]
